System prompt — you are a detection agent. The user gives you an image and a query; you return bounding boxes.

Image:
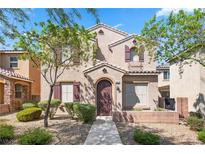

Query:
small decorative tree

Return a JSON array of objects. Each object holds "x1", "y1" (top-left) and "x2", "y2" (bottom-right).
[
  {"x1": 14, "y1": 20, "x2": 96, "y2": 127},
  {"x1": 135, "y1": 8, "x2": 205, "y2": 67}
]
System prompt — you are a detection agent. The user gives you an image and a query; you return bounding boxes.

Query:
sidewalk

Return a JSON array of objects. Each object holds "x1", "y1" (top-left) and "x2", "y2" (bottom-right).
[{"x1": 84, "y1": 116, "x2": 122, "y2": 145}]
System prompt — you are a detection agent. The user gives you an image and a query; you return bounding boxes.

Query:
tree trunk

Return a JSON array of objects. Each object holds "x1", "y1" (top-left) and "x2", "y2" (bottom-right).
[{"x1": 44, "y1": 85, "x2": 54, "y2": 127}]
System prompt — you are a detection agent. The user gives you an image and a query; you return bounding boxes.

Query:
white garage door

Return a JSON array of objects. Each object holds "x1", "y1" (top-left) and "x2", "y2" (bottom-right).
[
  {"x1": 125, "y1": 83, "x2": 147, "y2": 106},
  {"x1": 61, "y1": 83, "x2": 73, "y2": 103}
]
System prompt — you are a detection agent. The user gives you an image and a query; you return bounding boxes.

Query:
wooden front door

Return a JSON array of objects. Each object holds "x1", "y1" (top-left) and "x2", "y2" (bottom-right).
[{"x1": 97, "y1": 80, "x2": 112, "y2": 116}]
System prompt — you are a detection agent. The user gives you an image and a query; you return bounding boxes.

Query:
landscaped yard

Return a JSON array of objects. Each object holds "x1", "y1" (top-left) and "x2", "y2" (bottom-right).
[
  {"x1": 0, "y1": 109, "x2": 92, "y2": 145},
  {"x1": 116, "y1": 122, "x2": 202, "y2": 145}
]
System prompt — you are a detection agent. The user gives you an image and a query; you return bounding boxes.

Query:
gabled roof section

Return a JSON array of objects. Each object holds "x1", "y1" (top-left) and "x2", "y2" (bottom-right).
[
  {"x1": 83, "y1": 61, "x2": 127, "y2": 74},
  {"x1": 0, "y1": 67, "x2": 32, "y2": 82},
  {"x1": 88, "y1": 23, "x2": 129, "y2": 37},
  {"x1": 108, "y1": 34, "x2": 137, "y2": 48}
]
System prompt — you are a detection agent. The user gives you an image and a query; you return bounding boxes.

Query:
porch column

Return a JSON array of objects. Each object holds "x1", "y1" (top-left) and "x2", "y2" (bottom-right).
[{"x1": 4, "y1": 79, "x2": 15, "y2": 111}]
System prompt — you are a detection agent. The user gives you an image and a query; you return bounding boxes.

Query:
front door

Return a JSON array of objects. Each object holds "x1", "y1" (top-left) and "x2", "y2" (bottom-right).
[{"x1": 97, "y1": 80, "x2": 112, "y2": 116}]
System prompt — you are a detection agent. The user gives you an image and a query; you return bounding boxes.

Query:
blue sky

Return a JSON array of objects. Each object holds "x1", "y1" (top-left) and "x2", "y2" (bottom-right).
[
  {"x1": 1, "y1": 8, "x2": 195, "y2": 49},
  {"x1": 28, "y1": 8, "x2": 160, "y2": 34}
]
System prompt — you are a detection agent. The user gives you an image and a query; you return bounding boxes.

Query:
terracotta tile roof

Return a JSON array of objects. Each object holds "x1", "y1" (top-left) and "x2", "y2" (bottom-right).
[
  {"x1": 84, "y1": 61, "x2": 159, "y2": 75},
  {"x1": 157, "y1": 63, "x2": 170, "y2": 70},
  {"x1": 127, "y1": 70, "x2": 160, "y2": 75},
  {"x1": 0, "y1": 50, "x2": 25, "y2": 54},
  {"x1": 0, "y1": 67, "x2": 32, "y2": 82},
  {"x1": 88, "y1": 23, "x2": 129, "y2": 36}
]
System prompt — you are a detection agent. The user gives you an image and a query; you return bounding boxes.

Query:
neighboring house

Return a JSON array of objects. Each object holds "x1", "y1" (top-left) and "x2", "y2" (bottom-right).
[
  {"x1": 41, "y1": 23, "x2": 159, "y2": 116},
  {"x1": 157, "y1": 63, "x2": 170, "y2": 98},
  {"x1": 0, "y1": 50, "x2": 40, "y2": 113},
  {"x1": 157, "y1": 50, "x2": 205, "y2": 115}
]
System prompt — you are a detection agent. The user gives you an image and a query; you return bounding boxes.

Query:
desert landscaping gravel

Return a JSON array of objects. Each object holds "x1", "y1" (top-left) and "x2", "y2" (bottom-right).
[
  {"x1": 0, "y1": 110, "x2": 92, "y2": 145},
  {"x1": 116, "y1": 122, "x2": 202, "y2": 145}
]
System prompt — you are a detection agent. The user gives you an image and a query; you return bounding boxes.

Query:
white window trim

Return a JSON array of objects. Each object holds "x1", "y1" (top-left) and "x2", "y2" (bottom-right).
[
  {"x1": 61, "y1": 83, "x2": 73, "y2": 103},
  {"x1": 10, "y1": 56, "x2": 18, "y2": 68}
]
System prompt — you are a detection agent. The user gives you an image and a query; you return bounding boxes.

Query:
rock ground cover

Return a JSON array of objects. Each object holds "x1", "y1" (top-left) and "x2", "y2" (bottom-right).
[
  {"x1": 116, "y1": 122, "x2": 202, "y2": 145},
  {"x1": 0, "y1": 109, "x2": 92, "y2": 145}
]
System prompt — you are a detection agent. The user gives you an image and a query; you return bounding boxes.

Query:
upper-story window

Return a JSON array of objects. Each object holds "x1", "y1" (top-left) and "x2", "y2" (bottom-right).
[
  {"x1": 163, "y1": 70, "x2": 170, "y2": 80},
  {"x1": 129, "y1": 46, "x2": 144, "y2": 62},
  {"x1": 10, "y1": 56, "x2": 18, "y2": 68},
  {"x1": 130, "y1": 48, "x2": 138, "y2": 62}
]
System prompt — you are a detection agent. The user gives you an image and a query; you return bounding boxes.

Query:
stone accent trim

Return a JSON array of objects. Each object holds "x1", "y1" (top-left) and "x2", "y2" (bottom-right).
[
  {"x1": 113, "y1": 111, "x2": 179, "y2": 124},
  {"x1": 0, "y1": 104, "x2": 10, "y2": 114}
]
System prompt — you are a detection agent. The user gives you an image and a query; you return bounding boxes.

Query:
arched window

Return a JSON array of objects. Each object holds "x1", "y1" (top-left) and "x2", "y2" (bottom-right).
[{"x1": 130, "y1": 47, "x2": 138, "y2": 62}]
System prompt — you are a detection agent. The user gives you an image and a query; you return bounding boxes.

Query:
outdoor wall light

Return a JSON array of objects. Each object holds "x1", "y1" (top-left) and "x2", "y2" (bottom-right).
[{"x1": 116, "y1": 86, "x2": 121, "y2": 93}]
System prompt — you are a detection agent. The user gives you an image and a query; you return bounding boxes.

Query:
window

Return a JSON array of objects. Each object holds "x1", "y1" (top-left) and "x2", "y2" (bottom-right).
[
  {"x1": 15, "y1": 84, "x2": 22, "y2": 99},
  {"x1": 10, "y1": 56, "x2": 18, "y2": 68},
  {"x1": 130, "y1": 48, "x2": 138, "y2": 62},
  {"x1": 125, "y1": 83, "x2": 147, "y2": 106},
  {"x1": 61, "y1": 83, "x2": 73, "y2": 102},
  {"x1": 163, "y1": 71, "x2": 170, "y2": 80}
]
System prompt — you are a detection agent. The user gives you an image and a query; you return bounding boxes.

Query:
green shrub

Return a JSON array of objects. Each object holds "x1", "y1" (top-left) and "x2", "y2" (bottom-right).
[
  {"x1": 0, "y1": 124, "x2": 14, "y2": 144},
  {"x1": 16, "y1": 107, "x2": 42, "y2": 122},
  {"x1": 133, "y1": 108, "x2": 143, "y2": 111},
  {"x1": 187, "y1": 116, "x2": 204, "y2": 131},
  {"x1": 189, "y1": 112, "x2": 203, "y2": 119},
  {"x1": 22, "y1": 101, "x2": 38, "y2": 109},
  {"x1": 154, "y1": 107, "x2": 165, "y2": 111},
  {"x1": 133, "y1": 129, "x2": 160, "y2": 145},
  {"x1": 198, "y1": 129, "x2": 205, "y2": 143},
  {"x1": 17, "y1": 128, "x2": 52, "y2": 145},
  {"x1": 38, "y1": 99, "x2": 61, "y2": 119},
  {"x1": 73, "y1": 103, "x2": 96, "y2": 123},
  {"x1": 64, "y1": 102, "x2": 77, "y2": 118}
]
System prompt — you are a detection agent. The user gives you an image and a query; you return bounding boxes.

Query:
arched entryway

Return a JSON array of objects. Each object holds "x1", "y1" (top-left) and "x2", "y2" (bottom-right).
[{"x1": 97, "y1": 79, "x2": 112, "y2": 116}]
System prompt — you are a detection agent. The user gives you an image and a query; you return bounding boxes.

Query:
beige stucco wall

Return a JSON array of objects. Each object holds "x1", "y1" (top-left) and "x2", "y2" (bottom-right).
[
  {"x1": 170, "y1": 60, "x2": 201, "y2": 112},
  {"x1": 92, "y1": 26, "x2": 126, "y2": 62},
  {"x1": 0, "y1": 52, "x2": 40, "y2": 98},
  {"x1": 29, "y1": 60, "x2": 40, "y2": 97}
]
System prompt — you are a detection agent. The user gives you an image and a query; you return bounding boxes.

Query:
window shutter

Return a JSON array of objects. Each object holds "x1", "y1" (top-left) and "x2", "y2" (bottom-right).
[
  {"x1": 54, "y1": 82, "x2": 61, "y2": 100},
  {"x1": 139, "y1": 46, "x2": 145, "y2": 62},
  {"x1": 73, "y1": 82, "x2": 80, "y2": 102},
  {"x1": 125, "y1": 45, "x2": 131, "y2": 62}
]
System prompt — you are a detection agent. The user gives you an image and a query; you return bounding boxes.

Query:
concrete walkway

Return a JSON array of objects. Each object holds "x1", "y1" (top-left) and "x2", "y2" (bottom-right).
[{"x1": 84, "y1": 116, "x2": 122, "y2": 145}]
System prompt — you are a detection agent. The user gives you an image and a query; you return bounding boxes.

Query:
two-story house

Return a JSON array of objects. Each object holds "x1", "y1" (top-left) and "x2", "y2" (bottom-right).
[
  {"x1": 157, "y1": 49, "x2": 205, "y2": 116},
  {"x1": 0, "y1": 50, "x2": 40, "y2": 113},
  {"x1": 41, "y1": 23, "x2": 159, "y2": 116}
]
